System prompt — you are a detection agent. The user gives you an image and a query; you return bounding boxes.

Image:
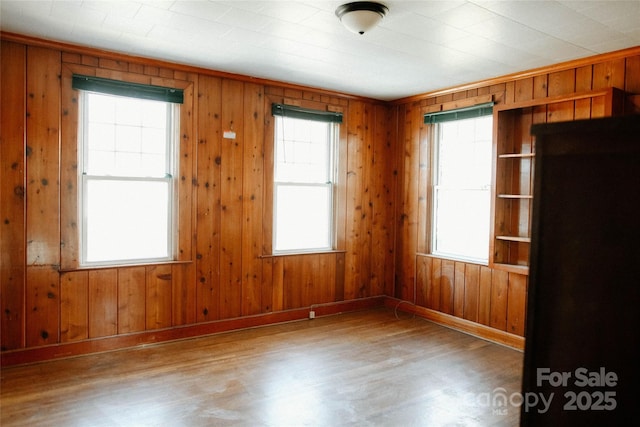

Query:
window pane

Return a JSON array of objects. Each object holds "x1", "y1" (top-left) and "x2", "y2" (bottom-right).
[
  {"x1": 438, "y1": 117, "x2": 492, "y2": 188},
  {"x1": 85, "y1": 179, "x2": 170, "y2": 263},
  {"x1": 433, "y1": 114, "x2": 492, "y2": 262},
  {"x1": 85, "y1": 93, "x2": 169, "y2": 178},
  {"x1": 275, "y1": 185, "x2": 331, "y2": 251},
  {"x1": 434, "y1": 188, "x2": 490, "y2": 261},
  {"x1": 275, "y1": 117, "x2": 330, "y2": 184}
]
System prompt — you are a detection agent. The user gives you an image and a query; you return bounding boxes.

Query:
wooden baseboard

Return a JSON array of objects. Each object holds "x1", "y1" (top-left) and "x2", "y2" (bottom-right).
[
  {"x1": 384, "y1": 297, "x2": 525, "y2": 350},
  {"x1": 1, "y1": 296, "x2": 385, "y2": 366}
]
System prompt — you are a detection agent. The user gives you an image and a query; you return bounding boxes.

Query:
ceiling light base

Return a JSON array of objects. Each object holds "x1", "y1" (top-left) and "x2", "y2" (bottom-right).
[{"x1": 335, "y1": 2, "x2": 388, "y2": 35}]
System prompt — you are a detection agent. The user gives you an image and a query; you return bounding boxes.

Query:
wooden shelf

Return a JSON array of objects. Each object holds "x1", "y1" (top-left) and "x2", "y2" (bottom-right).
[
  {"x1": 496, "y1": 235, "x2": 531, "y2": 243},
  {"x1": 499, "y1": 153, "x2": 535, "y2": 159},
  {"x1": 498, "y1": 194, "x2": 533, "y2": 199},
  {"x1": 492, "y1": 263, "x2": 529, "y2": 275},
  {"x1": 490, "y1": 86, "x2": 624, "y2": 272}
]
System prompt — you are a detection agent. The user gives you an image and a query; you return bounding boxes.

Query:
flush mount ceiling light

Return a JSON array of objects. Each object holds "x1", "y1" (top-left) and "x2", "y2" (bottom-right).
[{"x1": 335, "y1": 1, "x2": 388, "y2": 35}]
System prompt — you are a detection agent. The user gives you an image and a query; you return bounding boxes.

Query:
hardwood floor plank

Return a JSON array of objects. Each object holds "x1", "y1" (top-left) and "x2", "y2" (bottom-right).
[{"x1": 1, "y1": 309, "x2": 523, "y2": 426}]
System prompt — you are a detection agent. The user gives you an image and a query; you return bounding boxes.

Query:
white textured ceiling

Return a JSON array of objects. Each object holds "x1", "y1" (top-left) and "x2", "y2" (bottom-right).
[{"x1": 2, "y1": 1, "x2": 640, "y2": 101}]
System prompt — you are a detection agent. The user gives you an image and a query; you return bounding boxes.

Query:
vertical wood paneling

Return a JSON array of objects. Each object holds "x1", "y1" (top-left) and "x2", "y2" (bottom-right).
[
  {"x1": 490, "y1": 269, "x2": 508, "y2": 331},
  {"x1": 88, "y1": 269, "x2": 117, "y2": 338},
  {"x1": 172, "y1": 263, "x2": 196, "y2": 326},
  {"x1": 117, "y1": 266, "x2": 146, "y2": 334},
  {"x1": 625, "y1": 56, "x2": 640, "y2": 94},
  {"x1": 283, "y1": 256, "x2": 301, "y2": 310},
  {"x1": 345, "y1": 101, "x2": 368, "y2": 300},
  {"x1": 453, "y1": 262, "x2": 465, "y2": 317},
  {"x1": 241, "y1": 82, "x2": 264, "y2": 316},
  {"x1": 514, "y1": 78, "x2": 533, "y2": 102},
  {"x1": 23, "y1": 48, "x2": 62, "y2": 348},
  {"x1": 335, "y1": 252, "x2": 346, "y2": 302},
  {"x1": 370, "y1": 104, "x2": 394, "y2": 296},
  {"x1": 25, "y1": 266, "x2": 59, "y2": 347},
  {"x1": 548, "y1": 69, "x2": 575, "y2": 96},
  {"x1": 463, "y1": 264, "x2": 480, "y2": 322},
  {"x1": 533, "y1": 75, "x2": 548, "y2": 99},
  {"x1": 219, "y1": 79, "x2": 244, "y2": 319},
  {"x1": 439, "y1": 260, "x2": 455, "y2": 315},
  {"x1": 280, "y1": 254, "x2": 337, "y2": 309},
  {"x1": 592, "y1": 58, "x2": 626, "y2": 90},
  {"x1": 271, "y1": 256, "x2": 284, "y2": 312},
  {"x1": 574, "y1": 65, "x2": 593, "y2": 119},
  {"x1": 59, "y1": 65, "x2": 81, "y2": 270},
  {"x1": 146, "y1": 265, "x2": 172, "y2": 329},
  {"x1": 416, "y1": 112, "x2": 430, "y2": 255},
  {"x1": 196, "y1": 75, "x2": 222, "y2": 322},
  {"x1": 625, "y1": 56, "x2": 640, "y2": 114},
  {"x1": 318, "y1": 254, "x2": 336, "y2": 303},
  {"x1": 261, "y1": 258, "x2": 274, "y2": 312},
  {"x1": 177, "y1": 81, "x2": 195, "y2": 261},
  {"x1": 507, "y1": 273, "x2": 527, "y2": 336},
  {"x1": 8, "y1": 39, "x2": 640, "y2": 358},
  {"x1": 396, "y1": 104, "x2": 420, "y2": 301},
  {"x1": 60, "y1": 271, "x2": 88, "y2": 343},
  {"x1": 547, "y1": 69, "x2": 575, "y2": 123},
  {"x1": 1, "y1": 41, "x2": 26, "y2": 350},
  {"x1": 478, "y1": 266, "x2": 492, "y2": 326},
  {"x1": 415, "y1": 256, "x2": 430, "y2": 307},
  {"x1": 429, "y1": 258, "x2": 441, "y2": 311},
  {"x1": 26, "y1": 46, "x2": 60, "y2": 266}
]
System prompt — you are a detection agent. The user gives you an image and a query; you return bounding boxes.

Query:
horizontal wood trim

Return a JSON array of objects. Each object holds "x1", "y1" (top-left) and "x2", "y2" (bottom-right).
[
  {"x1": 260, "y1": 250, "x2": 347, "y2": 259},
  {"x1": 0, "y1": 31, "x2": 379, "y2": 103},
  {"x1": 439, "y1": 94, "x2": 494, "y2": 112},
  {"x1": 415, "y1": 252, "x2": 488, "y2": 267},
  {"x1": 58, "y1": 260, "x2": 193, "y2": 273},
  {"x1": 491, "y1": 263, "x2": 530, "y2": 276},
  {"x1": 384, "y1": 297, "x2": 525, "y2": 350},
  {"x1": 493, "y1": 87, "x2": 623, "y2": 112},
  {"x1": 1, "y1": 296, "x2": 385, "y2": 366},
  {"x1": 393, "y1": 45, "x2": 640, "y2": 104}
]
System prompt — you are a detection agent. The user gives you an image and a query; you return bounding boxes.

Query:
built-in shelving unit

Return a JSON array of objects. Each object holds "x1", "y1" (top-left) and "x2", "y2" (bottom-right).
[{"x1": 489, "y1": 87, "x2": 625, "y2": 275}]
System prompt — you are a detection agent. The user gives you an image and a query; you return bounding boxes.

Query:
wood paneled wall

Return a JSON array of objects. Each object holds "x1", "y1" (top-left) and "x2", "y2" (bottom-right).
[
  {"x1": 0, "y1": 39, "x2": 396, "y2": 354},
  {"x1": 2, "y1": 35, "x2": 639, "y2": 358},
  {"x1": 393, "y1": 48, "x2": 640, "y2": 339}
]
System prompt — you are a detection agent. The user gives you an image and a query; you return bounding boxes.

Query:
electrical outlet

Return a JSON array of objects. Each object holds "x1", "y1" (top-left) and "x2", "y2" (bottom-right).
[{"x1": 309, "y1": 310, "x2": 315, "y2": 319}]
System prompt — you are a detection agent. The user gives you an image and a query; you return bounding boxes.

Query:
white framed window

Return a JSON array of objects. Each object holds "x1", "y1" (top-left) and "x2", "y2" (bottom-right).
[
  {"x1": 272, "y1": 105, "x2": 340, "y2": 253},
  {"x1": 429, "y1": 107, "x2": 493, "y2": 263},
  {"x1": 76, "y1": 81, "x2": 180, "y2": 266}
]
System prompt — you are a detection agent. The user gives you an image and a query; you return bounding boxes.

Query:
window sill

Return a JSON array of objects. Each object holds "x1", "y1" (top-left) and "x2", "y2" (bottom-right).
[
  {"x1": 416, "y1": 252, "x2": 488, "y2": 267},
  {"x1": 261, "y1": 250, "x2": 346, "y2": 258},
  {"x1": 58, "y1": 259, "x2": 193, "y2": 273}
]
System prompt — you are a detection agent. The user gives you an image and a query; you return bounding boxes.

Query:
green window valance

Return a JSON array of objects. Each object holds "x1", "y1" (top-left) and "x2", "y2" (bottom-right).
[
  {"x1": 424, "y1": 102, "x2": 493, "y2": 124},
  {"x1": 272, "y1": 103, "x2": 343, "y2": 123},
  {"x1": 72, "y1": 74, "x2": 184, "y2": 104}
]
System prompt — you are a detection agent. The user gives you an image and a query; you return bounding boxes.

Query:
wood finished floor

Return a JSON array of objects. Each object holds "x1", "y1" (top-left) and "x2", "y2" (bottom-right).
[{"x1": 1, "y1": 309, "x2": 523, "y2": 426}]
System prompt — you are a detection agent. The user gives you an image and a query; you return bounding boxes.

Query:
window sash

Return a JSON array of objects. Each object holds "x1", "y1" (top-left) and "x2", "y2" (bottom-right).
[
  {"x1": 431, "y1": 115, "x2": 492, "y2": 263},
  {"x1": 78, "y1": 91, "x2": 177, "y2": 266},
  {"x1": 81, "y1": 176, "x2": 174, "y2": 265},
  {"x1": 273, "y1": 182, "x2": 334, "y2": 253},
  {"x1": 273, "y1": 113, "x2": 337, "y2": 253}
]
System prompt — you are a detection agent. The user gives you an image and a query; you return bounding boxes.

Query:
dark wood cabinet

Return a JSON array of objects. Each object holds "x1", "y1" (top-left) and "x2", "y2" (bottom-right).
[{"x1": 521, "y1": 115, "x2": 640, "y2": 425}]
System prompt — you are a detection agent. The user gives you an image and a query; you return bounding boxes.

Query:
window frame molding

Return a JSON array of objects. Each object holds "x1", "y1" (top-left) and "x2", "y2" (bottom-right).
[
  {"x1": 263, "y1": 96, "x2": 347, "y2": 256},
  {"x1": 77, "y1": 89, "x2": 178, "y2": 266},
  {"x1": 422, "y1": 102, "x2": 494, "y2": 264},
  {"x1": 60, "y1": 64, "x2": 194, "y2": 271}
]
